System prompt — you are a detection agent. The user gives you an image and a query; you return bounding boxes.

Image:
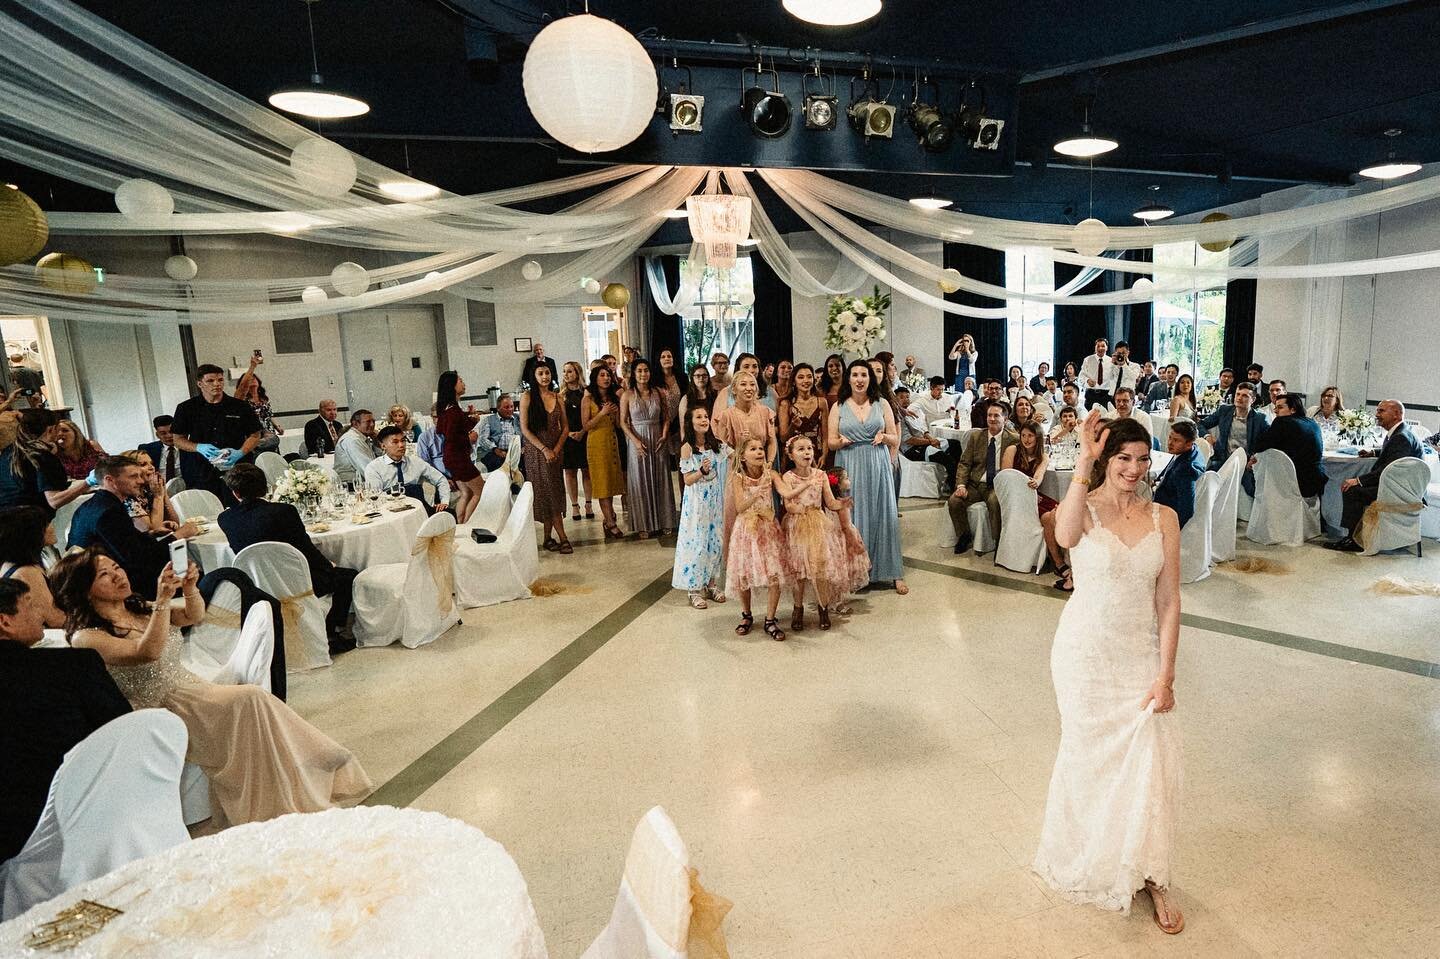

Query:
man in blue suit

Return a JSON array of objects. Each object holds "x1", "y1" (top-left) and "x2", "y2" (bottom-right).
[
  {"x1": 1325, "y1": 399, "x2": 1425, "y2": 552},
  {"x1": 1153, "y1": 420, "x2": 1207, "y2": 528},
  {"x1": 1249, "y1": 392, "x2": 1326, "y2": 497},
  {"x1": 1196, "y1": 381, "x2": 1269, "y2": 496},
  {"x1": 139, "y1": 415, "x2": 209, "y2": 490}
]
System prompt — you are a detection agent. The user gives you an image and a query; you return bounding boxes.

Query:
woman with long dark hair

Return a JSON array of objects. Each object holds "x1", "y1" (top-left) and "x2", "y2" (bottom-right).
[
  {"x1": 818, "y1": 354, "x2": 846, "y2": 408},
  {"x1": 828, "y1": 359, "x2": 905, "y2": 594},
  {"x1": 581, "y1": 365, "x2": 625, "y2": 538},
  {"x1": 520, "y1": 363, "x2": 571, "y2": 553},
  {"x1": 1168, "y1": 374, "x2": 1198, "y2": 422},
  {"x1": 620, "y1": 358, "x2": 675, "y2": 539},
  {"x1": 434, "y1": 370, "x2": 483, "y2": 524},
  {"x1": 778, "y1": 362, "x2": 829, "y2": 468},
  {"x1": 560, "y1": 361, "x2": 593, "y2": 521},
  {"x1": 0, "y1": 505, "x2": 63, "y2": 627},
  {"x1": 0, "y1": 409, "x2": 86, "y2": 516}
]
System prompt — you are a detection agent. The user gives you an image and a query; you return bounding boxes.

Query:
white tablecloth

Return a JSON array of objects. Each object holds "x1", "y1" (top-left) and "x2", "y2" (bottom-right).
[
  {"x1": 1040, "y1": 451, "x2": 1173, "y2": 501},
  {"x1": 278, "y1": 433, "x2": 305, "y2": 456},
  {"x1": 930, "y1": 421, "x2": 975, "y2": 445},
  {"x1": 188, "y1": 497, "x2": 427, "y2": 573},
  {"x1": 0, "y1": 806, "x2": 547, "y2": 958}
]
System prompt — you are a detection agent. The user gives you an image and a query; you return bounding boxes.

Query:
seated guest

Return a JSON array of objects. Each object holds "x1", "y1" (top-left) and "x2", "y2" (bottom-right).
[
  {"x1": 52, "y1": 418, "x2": 107, "y2": 482},
  {"x1": 475, "y1": 393, "x2": 521, "y2": 473},
  {"x1": 0, "y1": 409, "x2": 87, "y2": 517},
  {"x1": 1027, "y1": 362, "x2": 1052, "y2": 397},
  {"x1": 120, "y1": 449, "x2": 198, "y2": 538},
  {"x1": 363, "y1": 426, "x2": 450, "y2": 513},
  {"x1": 1048, "y1": 405, "x2": 1082, "y2": 449},
  {"x1": 1196, "y1": 381, "x2": 1269, "y2": 496},
  {"x1": 139, "y1": 415, "x2": 208, "y2": 489},
  {"x1": 66, "y1": 455, "x2": 170, "y2": 600},
  {"x1": 1135, "y1": 360, "x2": 1160, "y2": 400},
  {"x1": 948, "y1": 403, "x2": 1017, "y2": 554},
  {"x1": 969, "y1": 379, "x2": 1004, "y2": 428},
  {"x1": 913, "y1": 376, "x2": 956, "y2": 426},
  {"x1": 1152, "y1": 421, "x2": 1207, "y2": 528},
  {"x1": 896, "y1": 387, "x2": 943, "y2": 464},
  {"x1": 1244, "y1": 363, "x2": 1267, "y2": 398},
  {"x1": 1145, "y1": 364, "x2": 1178, "y2": 411},
  {"x1": 1059, "y1": 382, "x2": 1082, "y2": 416},
  {"x1": 333, "y1": 409, "x2": 379, "y2": 485},
  {"x1": 1325, "y1": 399, "x2": 1423, "y2": 552},
  {"x1": 1310, "y1": 386, "x2": 1344, "y2": 431},
  {"x1": 0, "y1": 505, "x2": 66, "y2": 626},
  {"x1": 1258, "y1": 378, "x2": 1287, "y2": 417},
  {"x1": 51, "y1": 551, "x2": 372, "y2": 829},
  {"x1": 385, "y1": 405, "x2": 421, "y2": 443},
  {"x1": 1040, "y1": 376, "x2": 1064, "y2": 408},
  {"x1": 1106, "y1": 388, "x2": 1149, "y2": 440},
  {"x1": 1250, "y1": 392, "x2": 1325, "y2": 498},
  {"x1": 1217, "y1": 367, "x2": 1237, "y2": 403},
  {"x1": 169, "y1": 364, "x2": 262, "y2": 499},
  {"x1": 958, "y1": 375, "x2": 978, "y2": 406},
  {"x1": 303, "y1": 400, "x2": 345, "y2": 456},
  {"x1": 1010, "y1": 395, "x2": 1044, "y2": 432},
  {"x1": 416, "y1": 403, "x2": 449, "y2": 479},
  {"x1": 0, "y1": 577, "x2": 131, "y2": 863},
  {"x1": 217, "y1": 465, "x2": 358, "y2": 652}
]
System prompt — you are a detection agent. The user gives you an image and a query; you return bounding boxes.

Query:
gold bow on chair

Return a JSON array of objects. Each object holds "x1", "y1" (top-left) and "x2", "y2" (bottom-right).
[
  {"x1": 686, "y1": 867, "x2": 733, "y2": 959},
  {"x1": 276, "y1": 589, "x2": 318, "y2": 669},
  {"x1": 199, "y1": 607, "x2": 243, "y2": 631},
  {"x1": 1357, "y1": 500, "x2": 1423, "y2": 552},
  {"x1": 412, "y1": 526, "x2": 457, "y2": 614}
]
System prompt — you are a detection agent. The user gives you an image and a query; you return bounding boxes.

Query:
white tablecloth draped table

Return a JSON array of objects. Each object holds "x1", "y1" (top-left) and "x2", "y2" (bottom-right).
[
  {"x1": 278, "y1": 432, "x2": 305, "y2": 457},
  {"x1": 0, "y1": 806, "x2": 548, "y2": 958},
  {"x1": 1319, "y1": 449, "x2": 1438, "y2": 533},
  {"x1": 930, "y1": 421, "x2": 975, "y2": 445},
  {"x1": 187, "y1": 498, "x2": 428, "y2": 573},
  {"x1": 1039, "y1": 451, "x2": 1174, "y2": 502}
]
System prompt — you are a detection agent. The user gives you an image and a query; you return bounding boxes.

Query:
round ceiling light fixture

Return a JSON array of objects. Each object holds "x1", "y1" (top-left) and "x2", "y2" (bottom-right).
[
  {"x1": 1054, "y1": 102, "x2": 1117, "y2": 158},
  {"x1": 268, "y1": 1, "x2": 369, "y2": 119},
  {"x1": 377, "y1": 180, "x2": 441, "y2": 200},
  {"x1": 782, "y1": 0, "x2": 881, "y2": 26},
  {"x1": 1132, "y1": 185, "x2": 1173, "y2": 221},
  {"x1": 1358, "y1": 128, "x2": 1422, "y2": 180},
  {"x1": 908, "y1": 196, "x2": 953, "y2": 210}
]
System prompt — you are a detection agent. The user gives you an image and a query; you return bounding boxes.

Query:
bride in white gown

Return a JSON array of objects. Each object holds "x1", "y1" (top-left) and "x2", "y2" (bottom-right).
[{"x1": 1032, "y1": 411, "x2": 1185, "y2": 934}]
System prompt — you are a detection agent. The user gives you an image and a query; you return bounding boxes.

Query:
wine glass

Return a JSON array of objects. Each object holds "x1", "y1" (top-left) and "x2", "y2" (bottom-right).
[{"x1": 366, "y1": 483, "x2": 382, "y2": 512}]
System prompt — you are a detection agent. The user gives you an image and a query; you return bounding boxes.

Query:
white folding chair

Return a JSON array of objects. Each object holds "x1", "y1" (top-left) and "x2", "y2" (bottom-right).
[
  {"x1": 1180, "y1": 472, "x2": 1218, "y2": 583},
  {"x1": 171, "y1": 488, "x2": 223, "y2": 523},
  {"x1": 164, "y1": 476, "x2": 186, "y2": 496},
  {"x1": 1422, "y1": 455, "x2": 1440, "y2": 539},
  {"x1": 233, "y1": 542, "x2": 333, "y2": 671},
  {"x1": 52, "y1": 492, "x2": 92, "y2": 549},
  {"x1": 352, "y1": 511, "x2": 462, "y2": 648},
  {"x1": 255, "y1": 450, "x2": 289, "y2": 491},
  {"x1": 1210, "y1": 447, "x2": 1247, "y2": 563},
  {"x1": 455, "y1": 484, "x2": 535, "y2": 607},
  {"x1": 1246, "y1": 450, "x2": 1321, "y2": 546},
  {"x1": 897, "y1": 456, "x2": 943, "y2": 498},
  {"x1": 1362, "y1": 457, "x2": 1428, "y2": 556},
  {"x1": 470, "y1": 473, "x2": 513, "y2": 534},
  {"x1": 0, "y1": 710, "x2": 189, "y2": 921},
  {"x1": 993, "y1": 470, "x2": 1047, "y2": 573},
  {"x1": 581, "y1": 806, "x2": 704, "y2": 959}
]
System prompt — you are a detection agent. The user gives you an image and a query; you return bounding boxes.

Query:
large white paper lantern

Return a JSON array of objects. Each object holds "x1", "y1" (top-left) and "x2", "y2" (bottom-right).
[
  {"x1": 522, "y1": 14, "x2": 657, "y2": 153},
  {"x1": 290, "y1": 138, "x2": 358, "y2": 197},
  {"x1": 115, "y1": 178, "x2": 174, "y2": 218},
  {"x1": 330, "y1": 261, "x2": 370, "y2": 297},
  {"x1": 1073, "y1": 218, "x2": 1109, "y2": 257},
  {"x1": 300, "y1": 285, "x2": 328, "y2": 305},
  {"x1": 164, "y1": 254, "x2": 198, "y2": 281},
  {"x1": 521, "y1": 260, "x2": 543, "y2": 281}
]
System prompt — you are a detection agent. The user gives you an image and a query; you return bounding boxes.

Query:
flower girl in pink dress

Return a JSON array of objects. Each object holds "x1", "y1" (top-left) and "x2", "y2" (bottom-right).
[
  {"x1": 727, "y1": 437, "x2": 791, "y2": 641},
  {"x1": 779, "y1": 434, "x2": 856, "y2": 631}
]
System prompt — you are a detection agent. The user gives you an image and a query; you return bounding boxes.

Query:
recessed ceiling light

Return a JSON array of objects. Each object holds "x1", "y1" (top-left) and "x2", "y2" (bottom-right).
[
  {"x1": 377, "y1": 180, "x2": 441, "y2": 200},
  {"x1": 908, "y1": 196, "x2": 953, "y2": 210},
  {"x1": 782, "y1": 0, "x2": 881, "y2": 26},
  {"x1": 1133, "y1": 202, "x2": 1174, "y2": 222}
]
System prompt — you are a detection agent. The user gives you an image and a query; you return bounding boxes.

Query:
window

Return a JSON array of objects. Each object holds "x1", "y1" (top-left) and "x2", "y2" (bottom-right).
[
  {"x1": 1004, "y1": 248, "x2": 1054, "y2": 376},
  {"x1": 679, "y1": 256, "x2": 755, "y2": 372},
  {"x1": 1152, "y1": 242, "x2": 1227, "y2": 384},
  {"x1": 465, "y1": 300, "x2": 497, "y2": 347},
  {"x1": 271, "y1": 317, "x2": 313, "y2": 354}
]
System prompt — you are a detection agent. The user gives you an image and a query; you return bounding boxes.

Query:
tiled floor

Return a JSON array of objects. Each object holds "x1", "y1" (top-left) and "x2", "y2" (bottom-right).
[{"x1": 289, "y1": 502, "x2": 1440, "y2": 959}]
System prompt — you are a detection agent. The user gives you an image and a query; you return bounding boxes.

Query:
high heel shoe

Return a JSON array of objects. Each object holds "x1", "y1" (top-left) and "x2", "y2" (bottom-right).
[
  {"x1": 603, "y1": 524, "x2": 624, "y2": 540},
  {"x1": 585, "y1": 501, "x2": 595, "y2": 519},
  {"x1": 817, "y1": 606, "x2": 831, "y2": 630},
  {"x1": 790, "y1": 607, "x2": 804, "y2": 632},
  {"x1": 763, "y1": 618, "x2": 786, "y2": 641},
  {"x1": 570, "y1": 504, "x2": 581, "y2": 521}
]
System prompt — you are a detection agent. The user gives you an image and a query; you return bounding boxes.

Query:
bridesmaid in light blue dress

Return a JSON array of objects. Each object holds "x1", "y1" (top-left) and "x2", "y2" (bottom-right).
[
  {"x1": 829, "y1": 359, "x2": 907, "y2": 594},
  {"x1": 672, "y1": 405, "x2": 729, "y2": 608}
]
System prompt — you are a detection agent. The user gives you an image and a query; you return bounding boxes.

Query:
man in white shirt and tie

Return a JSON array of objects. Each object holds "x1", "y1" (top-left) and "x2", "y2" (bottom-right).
[
  {"x1": 363, "y1": 426, "x2": 450, "y2": 514},
  {"x1": 1103, "y1": 341, "x2": 1141, "y2": 397},
  {"x1": 1078, "y1": 338, "x2": 1111, "y2": 410}
]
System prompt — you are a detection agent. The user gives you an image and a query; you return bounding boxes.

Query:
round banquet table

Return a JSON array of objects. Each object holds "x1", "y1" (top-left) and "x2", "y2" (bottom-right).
[
  {"x1": 0, "y1": 806, "x2": 548, "y2": 958},
  {"x1": 278, "y1": 432, "x2": 305, "y2": 457},
  {"x1": 1039, "y1": 450, "x2": 1173, "y2": 502},
  {"x1": 930, "y1": 421, "x2": 975, "y2": 445},
  {"x1": 187, "y1": 497, "x2": 427, "y2": 573}
]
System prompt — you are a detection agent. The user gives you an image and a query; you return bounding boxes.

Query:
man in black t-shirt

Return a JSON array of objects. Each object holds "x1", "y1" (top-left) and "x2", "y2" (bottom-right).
[
  {"x1": 7, "y1": 350, "x2": 46, "y2": 409},
  {"x1": 169, "y1": 364, "x2": 262, "y2": 499},
  {"x1": 0, "y1": 409, "x2": 87, "y2": 517}
]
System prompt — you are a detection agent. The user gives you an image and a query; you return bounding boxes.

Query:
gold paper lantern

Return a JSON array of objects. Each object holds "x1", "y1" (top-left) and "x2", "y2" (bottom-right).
[
  {"x1": 34, "y1": 252, "x2": 98, "y2": 295},
  {"x1": 601, "y1": 282, "x2": 630, "y2": 310},
  {"x1": 0, "y1": 186, "x2": 48, "y2": 267},
  {"x1": 1198, "y1": 212, "x2": 1236, "y2": 253},
  {"x1": 937, "y1": 267, "x2": 962, "y2": 294}
]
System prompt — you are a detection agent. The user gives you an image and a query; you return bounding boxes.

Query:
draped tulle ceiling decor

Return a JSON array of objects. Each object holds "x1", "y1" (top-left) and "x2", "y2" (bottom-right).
[{"x1": 6, "y1": 0, "x2": 1440, "y2": 324}]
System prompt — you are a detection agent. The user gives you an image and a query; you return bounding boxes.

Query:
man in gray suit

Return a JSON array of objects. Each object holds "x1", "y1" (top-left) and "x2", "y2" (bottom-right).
[{"x1": 947, "y1": 403, "x2": 1018, "y2": 554}]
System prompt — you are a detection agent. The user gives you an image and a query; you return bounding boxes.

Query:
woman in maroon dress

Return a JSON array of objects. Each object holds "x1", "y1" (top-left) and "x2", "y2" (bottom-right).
[{"x1": 435, "y1": 370, "x2": 483, "y2": 524}]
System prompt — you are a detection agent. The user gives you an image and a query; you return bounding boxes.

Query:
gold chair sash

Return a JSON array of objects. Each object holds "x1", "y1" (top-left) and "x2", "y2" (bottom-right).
[
  {"x1": 276, "y1": 589, "x2": 318, "y2": 669},
  {"x1": 686, "y1": 867, "x2": 732, "y2": 959},
  {"x1": 412, "y1": 526, "x2": 457, "y2": 614},
  {"x1": 199, "y1": 607, "x2": 243, "y2": 630},
  {"x1": 1357, "y1": 500, "x2": 1422, "y2": 551}
]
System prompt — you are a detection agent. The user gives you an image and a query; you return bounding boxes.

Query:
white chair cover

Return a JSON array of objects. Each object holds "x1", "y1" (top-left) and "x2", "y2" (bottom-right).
[
  {"x1": 1195, "y1": 437, "x2": 1214, "y2": 462},
  {"x1": 935, "y1": 502, "x2": 958, "y2": 549},
  {"x1": 255, "y1": 451, "x2": 288, "y2": 491},
  {"x1": 1180, "y1": 472, "x2": 1217, "y2": 583},
  {"x1": 471, "y1": 474, "x2": 513, "y2": 534},
  {"x1": 164, "y1": 476, "x2": 186, "y2": 496},
  {"x1": 1246, "y1": 450, "x2": 1321, "y2": 546},
  {"x1": 993, "y1": 470, "x2": 1047, "y2": 573},
  {"x1": 233, "y1": 542, "x2": 332, "y2": 671},
  {"x1": 455, "y1": 484, "x2": 535, "y2": 608},
  {"x1": 1210, "y1": 448, "x2": 1247, "y2": 563},
  {"x1": 0, "y1": 710, "x2": 189, "y2": 920},
  {"x1": 171, "y1": 488, "x2": 223, "y2": 523},
  {"x1": 352, "y1": 511, "x2": 462, "y2": 648},
  {"x1": 52, "y1": 492, "x2": 92, "y2": 549},
  {"x1": 897, "y1": 456, "x2": 943, "y2": 498},
  {"x1": 1362, "y1": 456, "x2": 1429, "y2": 555},
  {"x1": 968, "y1": 501, "x2": 996, "y2": 554},
  {"x1": 581, "y1": 806, "x2": 693, "y2": 959}
]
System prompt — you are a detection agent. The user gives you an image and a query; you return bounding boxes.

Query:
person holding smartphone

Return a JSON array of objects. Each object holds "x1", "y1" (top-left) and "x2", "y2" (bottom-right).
[
  {"x1": 235, "y1": 351, "x2": 285, "y2": 455},
  {"x1": 6, "y1": 349, "x2": 47, "y2": 409}
]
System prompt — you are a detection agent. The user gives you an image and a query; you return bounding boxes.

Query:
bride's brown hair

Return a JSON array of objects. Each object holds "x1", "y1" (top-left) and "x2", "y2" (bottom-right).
[{"x1": 1089, "y1": 418, "x2": 1152, "y2": 490}]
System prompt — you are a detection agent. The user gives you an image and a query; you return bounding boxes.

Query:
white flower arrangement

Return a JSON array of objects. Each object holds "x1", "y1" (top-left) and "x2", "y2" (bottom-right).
[
  {"x1": 1197, "y1": 385, "x2": 1222, "y2": 416},
  {"x1": 1335, "y1": 407, "x2": 1376, "y2": 443},
  {"x1": 272, "y1": 462, "x2": 332, "y2": 505},
  {"x1": 824, "y1": 285, "x2": 891, "y2": 358}
]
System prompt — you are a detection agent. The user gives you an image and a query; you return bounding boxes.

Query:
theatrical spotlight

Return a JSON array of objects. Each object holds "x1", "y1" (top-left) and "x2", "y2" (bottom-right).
[
  {"x1": 908, "y1": 79, "x2": 953, "y2": 152},
  {"x1": 741, "y1": 64, "x2": 791, "y2": 139},
  {"x1": 802, "y1": 66, "x2": 838, "y2": 131},
  {"x1": 848, "y1": 72, "x2": 895, "y2": 139},
  {"x1": 957, "y1": 81, "x2": 1003, "y2": 151},
  {"x1": 662, "y1": 63, "x2": 703, "y2": 134}
]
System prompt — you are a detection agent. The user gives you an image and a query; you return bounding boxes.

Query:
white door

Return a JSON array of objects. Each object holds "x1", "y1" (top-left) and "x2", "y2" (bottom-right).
[{"x1": 339, "y1": 307, "x2": 440, "y2": 418}]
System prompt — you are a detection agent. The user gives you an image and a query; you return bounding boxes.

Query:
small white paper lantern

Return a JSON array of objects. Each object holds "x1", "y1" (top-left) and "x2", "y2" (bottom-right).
[
  {"x1": 330, "y1": 261, "x2": 370, "y2": 297},
  {"x1": 300, "y1": 285, "x2": 328, "y2": 305},
  {"x1": 521, "y1": 260, "x2": 543, "y2": 281},
  {"x1": 584, "y1": 277, "x2": 602, "y2": 295},
  {"x1": 1073, "y1": 218, "x2": 1109, "y2": 257},
  {"x1": 425, "y1": 271, "x2": 442, "y2": 281},
  {"x1": 522, "y1": 14, "x2": 658, "y2": 153},
  {"x1": 1131, "y1": 276, "x2": 1155, "y2": 298},
  {"x1": 937, "y1": 267, "x2": 963, "y2": 294},
  {"x1": 163, "y1": 254, "x2": 198, "y2": 281},
  {"x1": 115, "y1": 179, "x2": 174, "y2": 218},
  {"x1": 290, "y1": 138, "x2": 358, "y2": 198},
  {"x1": 736, "y1": 289, "x2": 756, "y2": 307}
]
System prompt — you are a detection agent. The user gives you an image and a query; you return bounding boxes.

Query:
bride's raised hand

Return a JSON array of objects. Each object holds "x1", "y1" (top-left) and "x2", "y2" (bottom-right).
[{"x1": 1078, "y1": 408, "x2": 1109, "y2": 462}]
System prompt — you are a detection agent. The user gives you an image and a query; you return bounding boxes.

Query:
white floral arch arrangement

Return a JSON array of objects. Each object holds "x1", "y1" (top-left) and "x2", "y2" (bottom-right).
[{"x1": 824, "y1": 285, "x2": 892, "y2": 358}]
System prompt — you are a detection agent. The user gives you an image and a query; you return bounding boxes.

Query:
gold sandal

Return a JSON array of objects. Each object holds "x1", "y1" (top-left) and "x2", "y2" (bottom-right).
[
  {"x1": 688, "y1": 591, "x2": 708, "y2": 610},
  {"x1": 1145, "y1": 883, "x2": 1185, "y2": 935}
]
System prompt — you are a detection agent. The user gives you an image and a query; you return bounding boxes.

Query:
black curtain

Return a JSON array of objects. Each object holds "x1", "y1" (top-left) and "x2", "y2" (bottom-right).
[
  {"x1": 1118, "y1": 249, "x2": 1153, "y2": 359},
  {"x1": 1053, "y1": 262, "x2": 1108, "y2": 378},
  {"x1": 644, "y1": 255, "x2": 683, "y2": 366},
  {"x1": 942, "y1": 243, "x2": 1005, "y2": 381},
  {"x1": 1223, "y1": 278, "x2": 1257, "y2": 372},
  {"x1": 749, "y1": 253, "x2": 793, "y2": 362}
]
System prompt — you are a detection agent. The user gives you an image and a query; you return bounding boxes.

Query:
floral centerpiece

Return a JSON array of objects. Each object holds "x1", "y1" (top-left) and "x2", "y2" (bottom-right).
[
  {"x1": 1197, "y1": 385, "x2": 1223, "y2": 416},
  {"x1": 898, "y1": 367, "x2": 928, "y2": 393},
  {"x1": 1335, "y1": 408, "x2": 1377, "y2": 446},
  {"x1": 824, "y1": 285, "x2": 891, "y2": 359},
  {"x1": 272, "y1": 461, "x2": 332, "y2": 509}
]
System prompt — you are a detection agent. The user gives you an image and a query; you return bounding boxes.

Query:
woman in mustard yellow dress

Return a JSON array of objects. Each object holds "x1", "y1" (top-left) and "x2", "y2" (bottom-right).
[{"x1": 581, "y1": 365, "x2": 625, "y2": 538}]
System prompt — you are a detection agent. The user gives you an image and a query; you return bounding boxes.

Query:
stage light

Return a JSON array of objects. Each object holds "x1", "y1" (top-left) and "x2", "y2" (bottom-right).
[
  {"x1": 669, "y1": 93, "x2": 704, "y2": 133},
  {"x1": 741, "y1": 65, "x2": 791, "y2": 139}
]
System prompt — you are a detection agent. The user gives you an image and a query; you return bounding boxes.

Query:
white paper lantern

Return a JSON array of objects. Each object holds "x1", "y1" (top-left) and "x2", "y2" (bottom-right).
[
  {"x1": 584, "y1": 277, "x2": 602, "y2": 295},
  {"x1": 290, "y1": 138, "x2": 358, "y2": 198},
  {"x1": 521, "y1": 260, "x2": 543, "y2": 281},
  {"x1": 522, "y1": 14, "x2": 657, "y2": 153},
  {"x1": 300, "y1": 285, "x2": 328, "y2": 305},
  {"x1": 163, "y1": 254, "x2": 198, "y2": 281},
  {"x1": 736, "y1": 289, "x2": 756, "y2": 308},
  {"x1": 1072, "y1": 218, "x2": 1109, "y2": 257},
  {"x1": 425, "y1": 271, "x2": 442, "y2": 281},
  {"x1": 330, "y1": 261, "x2": 370, "y2": 297},
  {"x1": 115, "y1": 178, "x2": 174, "y2": 218},
  {"x1": 1131, "y1": 277, "x2": 1155, "y2": 298},
  {"x1": 937, "y1": 267, "x2": 963, "y2": 294}
]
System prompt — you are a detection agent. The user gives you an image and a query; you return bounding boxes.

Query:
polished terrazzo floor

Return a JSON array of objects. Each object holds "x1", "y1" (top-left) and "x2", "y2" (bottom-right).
[{"x1": 290, "y1": 502, "x2": 1440, "y2": 959}]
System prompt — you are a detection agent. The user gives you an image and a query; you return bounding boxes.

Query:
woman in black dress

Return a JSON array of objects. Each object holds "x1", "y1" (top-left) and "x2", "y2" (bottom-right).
[{"x1": 560, "y1": 360, "x2": 593, "y2": 520}]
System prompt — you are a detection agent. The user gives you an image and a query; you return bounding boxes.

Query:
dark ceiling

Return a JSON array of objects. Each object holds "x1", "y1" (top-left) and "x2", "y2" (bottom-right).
[{"x1": 11, "y1": 0, "x2": 1439, "y2": 229}]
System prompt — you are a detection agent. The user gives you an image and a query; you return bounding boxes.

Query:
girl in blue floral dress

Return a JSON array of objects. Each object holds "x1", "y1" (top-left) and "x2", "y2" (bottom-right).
[{"x1": 672, "y1": 405, "x2": 729, "y2": 609}]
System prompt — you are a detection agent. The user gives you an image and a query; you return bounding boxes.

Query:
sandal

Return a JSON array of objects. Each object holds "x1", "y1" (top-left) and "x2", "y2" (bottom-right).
[
  {"x1": 585, "y1": 502, "x2": 595, "y2": 519},
  {"x1": 832, "y1": 601, "x2": 852, "y2": 615},
  {"x1": 604, "y1": 524, "x2": 624, "y2": 540},
  {"x1": 704, "y1": 584, "x2": 727, "y2": 604},
  {"x1": 688, "y1": 591, "x2": 708, "y2": 610},
  {"x1": 735, "y1": 611, "x2": 754, "y2": 636},
  {"x1": 558, "y1": 540, "x2": 573, "y2": 554},
  {"x1": 790, "y1": 606, "x2": 805, "y2": 632},
  {"x1": 542, "y1": 538, "x2": 560, "y2": 552},
  {"x1": 763, "y1": 618, "x2": 786, "y2": 642},
  {"x1": 1053, "y1": 576, "x2": 1074, "y2": 593},
  {"x1": 894, "y1": 580, "x2": 910, "y2": 595},
  {"x1": 818, "y1": 606, "x2": 831, "y2": 630},
  {"x1": 1145, "y1": 883, "x2": 1185, "y2": 935}
]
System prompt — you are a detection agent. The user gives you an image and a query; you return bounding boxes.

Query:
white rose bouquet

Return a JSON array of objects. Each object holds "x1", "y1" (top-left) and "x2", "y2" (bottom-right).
[
  {"x1": 1197, "y1": 385, "x2": 1222, "y2": 416},
  {"x1": 824, "y1": 285, "x2": 891, "y2": 358},
  {"x1": 273, "y1": 462, "x2": 332, "y2": 506},
  {"x1": 1335, "y1": 408, "x2": 1376, "y2": 445}
]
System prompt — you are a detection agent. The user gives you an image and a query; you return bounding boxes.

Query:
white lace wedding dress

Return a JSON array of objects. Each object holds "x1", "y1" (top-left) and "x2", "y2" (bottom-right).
[{"x1": 1032, "y1": 503, "x2": 1182, "y2": 912}]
